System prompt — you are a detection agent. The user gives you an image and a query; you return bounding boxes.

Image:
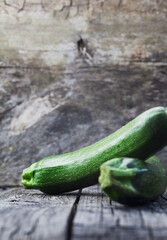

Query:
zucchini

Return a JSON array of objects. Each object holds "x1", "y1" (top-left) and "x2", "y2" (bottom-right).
[
  {"x1": 99, "y1": 156, "x2": 167, "y2": 205},
  {"x1": 22, "y1": 107, "x2": 167, "y2": 194}
]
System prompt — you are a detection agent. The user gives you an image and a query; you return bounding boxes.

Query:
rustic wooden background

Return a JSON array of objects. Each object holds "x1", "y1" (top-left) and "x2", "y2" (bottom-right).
[{"x1": 0, "y1": 0, "x2": 167, "y2": 239}]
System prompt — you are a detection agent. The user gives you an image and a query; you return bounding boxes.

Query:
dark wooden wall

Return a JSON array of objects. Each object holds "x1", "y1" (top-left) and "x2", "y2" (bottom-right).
[{"x1": 0, "y1": 0, "x2": 167, "y2": 187}]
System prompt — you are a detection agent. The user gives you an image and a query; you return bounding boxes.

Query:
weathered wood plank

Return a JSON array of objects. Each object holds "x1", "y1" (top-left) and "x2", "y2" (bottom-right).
[
  {"x1": 1, "y1": 185, "x2": 167, "y2": 240},
  {"x1": 0, "y1": 0, "x2": 167, "y2": 68},
  {"x1": 0, "y1": 187, "x2": 80, "y2": 240},
  {"x1": 72, "y1": 185, "x2": 167, "y2": 240}
]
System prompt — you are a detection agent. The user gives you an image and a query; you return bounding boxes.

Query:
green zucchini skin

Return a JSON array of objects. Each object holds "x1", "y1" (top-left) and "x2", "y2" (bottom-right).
[
  {"x1": 22, "y1": 107, "x2": 167, "y2": 194},
  {"x1": 99, "y1": 156, "x2": 167, "y2": 205}
]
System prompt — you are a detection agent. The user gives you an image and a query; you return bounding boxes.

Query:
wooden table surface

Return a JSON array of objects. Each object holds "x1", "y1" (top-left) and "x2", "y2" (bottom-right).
[{"x1": 1, "y1": 184, "x2": 167, "y2": 240}]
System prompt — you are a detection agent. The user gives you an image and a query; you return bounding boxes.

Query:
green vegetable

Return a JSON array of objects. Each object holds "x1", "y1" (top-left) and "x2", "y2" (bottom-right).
[
  {"x1": 22, "y1": 107, "x2": 167, "y2": 194},
  {"x1": 99, "y1": 156, "x2": 167, "y2": 205}
]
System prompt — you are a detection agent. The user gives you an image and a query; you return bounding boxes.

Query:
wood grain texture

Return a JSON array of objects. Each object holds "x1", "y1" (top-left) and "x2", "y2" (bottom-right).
[
  {"x1": 1, "y1": 185, "x2": 167, "y2": 240},
  {"x1": 72, "y1": 185, "x2": 167, "y2": 240},
  {"x1": 0, "y1": 187, "x2": 81, "y2": 240},
  {"x1": 1, "y1": 0, "x2": 167, "y2": 68}
]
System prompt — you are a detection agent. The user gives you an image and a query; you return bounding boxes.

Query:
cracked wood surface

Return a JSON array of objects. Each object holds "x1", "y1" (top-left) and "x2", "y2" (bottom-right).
[
  {"x1": 0, "y1": 187, "x2": 81, "y2": 240},
  {"x1": 1, "y1": 185, "x2": 167, "y2": 240},
  {"x1": 1, "y1": 0, "x2": 167, "y2": 68}
]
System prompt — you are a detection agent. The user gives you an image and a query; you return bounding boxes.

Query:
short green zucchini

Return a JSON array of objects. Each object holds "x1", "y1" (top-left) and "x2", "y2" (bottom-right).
[
  {"x1": 22, "y1": 107, "x2": 167, "y2": 194},
  {"x1": 99, "y1": 156, "x2": 167, "y2": 205}
]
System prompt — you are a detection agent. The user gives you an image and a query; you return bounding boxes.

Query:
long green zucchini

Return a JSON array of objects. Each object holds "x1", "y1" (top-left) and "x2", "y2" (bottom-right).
[
  {"x1": 22, "y1": 107, "x2": 167, "y2": 194},
  {"x1": 99, "y1": 156, "x2": 167, "y2": 205}
]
